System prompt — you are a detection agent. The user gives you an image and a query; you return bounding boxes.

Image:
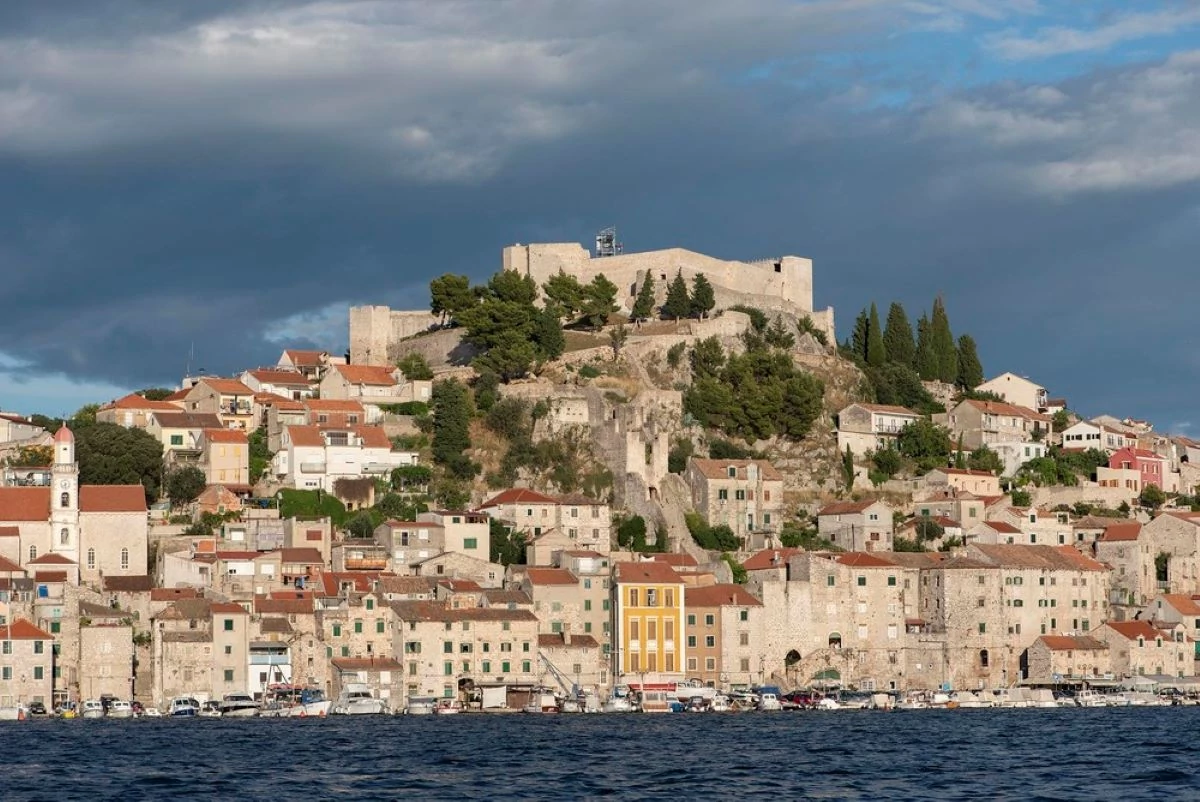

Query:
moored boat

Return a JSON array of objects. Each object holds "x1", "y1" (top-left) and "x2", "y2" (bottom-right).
[
  {"x1": 107, "y1": 700, "x2": 134, "y2": 719},
  {"x1": 218, "y1": 693, "x2": 259, "y2": 718},
  {"x1": 404, "y1": 697, "x2": 436, "y2": 715},
  {"x1": 331, "y1": 683, "x2": 388, "y2": 715},
  {"x1": 81, "y1": 699, "x2": 106, "y2": 719},
  {"x1": 168, "y1": 697, "x2": 201, "y2": 717},
  {"x1": 198, "y1": 700, "x2": 223, "y2": 718},
  {"x1": 433, "y1": 698, "x2": 462, "y2": 715}
]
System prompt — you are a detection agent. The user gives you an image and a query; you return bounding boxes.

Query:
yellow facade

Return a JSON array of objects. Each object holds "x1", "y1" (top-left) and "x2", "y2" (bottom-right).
[{"x1": 617, "y1": 580, "x2": 685, "y2": 676}]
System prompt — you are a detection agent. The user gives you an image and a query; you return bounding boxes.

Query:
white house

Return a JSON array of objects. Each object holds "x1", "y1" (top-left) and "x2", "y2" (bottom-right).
[
  {"x1": 239, "y1": 369, "x2": 317, "y2": 401},
  {"x1": 272, "y1": 425, "x2": 419, "y2": 490},
  {"x1": 975, "y1": 372, "x2": 1048, "y2": 412},
  {"x1": 989, "y1": 441, "x2": 1048, "y2": 477},
  {"x1": 1060, "y1": 421, "x2": 1136, "y2": 454},
  {"x1": 318, "y1": 365, "x2": 432, "y2": 414},
  {"x1": 836, "y1": 403, "x2": 921, "y2": 457}
]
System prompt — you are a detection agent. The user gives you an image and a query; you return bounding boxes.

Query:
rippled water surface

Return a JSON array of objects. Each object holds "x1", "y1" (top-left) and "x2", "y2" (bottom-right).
[{"x1": 3, "y1": 708, "x2": 1199, "y2": 800}]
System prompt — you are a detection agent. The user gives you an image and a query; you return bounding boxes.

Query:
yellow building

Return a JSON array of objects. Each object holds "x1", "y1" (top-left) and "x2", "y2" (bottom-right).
[{"x1": 613, "y1": 561, "x2": 685, "y2": 682}]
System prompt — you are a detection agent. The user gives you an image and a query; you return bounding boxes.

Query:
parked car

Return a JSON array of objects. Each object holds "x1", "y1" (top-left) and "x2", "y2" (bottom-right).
[{"x1": 27, "y1": 701, "x2": 47, "y2": 717}]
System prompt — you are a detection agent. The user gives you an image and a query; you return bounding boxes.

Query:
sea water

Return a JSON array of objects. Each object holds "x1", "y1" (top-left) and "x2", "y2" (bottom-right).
[{"x1": 2, "y1": 708, "x2": 1197, "y2": 800}]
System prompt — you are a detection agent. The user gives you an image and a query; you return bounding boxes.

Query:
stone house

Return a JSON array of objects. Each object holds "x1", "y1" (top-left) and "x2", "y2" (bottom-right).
[
  {"x1": 519, "y1": 567, "x2": 606, "y2": 644},
  {"x1": 937, "y1": 399, "x2": 1051, "y2": 450},
  {"x1": 816, "y1": 500, "x2": 894, "y2": 552},
  {"x1": 410, "y1": 552, "x2": 504, "y2": 588},
  {"x1": 974, "y1": 372, "x2": 1048, "y2": 412},
  {"x1": 922, "y1": 468, "x2": 1002, "y2": 498},
  {"x1": 613, "y1": 561, "x2": 686, "y2": 683},
  {"x1": 182, "y1": 378, "x2": 257, "y2": 431},
  {"x1": 330, "y1": 656, "x2": 404, "y2": 710},
  {"x1": 374, "y1": 511, "x2": 490, "y2": 568},
  {"x1": 277, "y1": 349, "x2": 344, "y2": 383},
  {"x1": 0, "y1": 619, "x2": 54, "y2": 707},
  {"x1": 198, "y1": 429, "x2": 250, "y2": 491},
  {"x1": 1093, "y1": 522, "x2": 1144, "y2": 605},
  {"x1": 683, "y1": 458, "x2": 784, "y2": 546},
  {"x1": 210, "y1": 601, "x2": 251, "y2": 699},
  {"x1": 1092, "y1": 620, "x2": 1193, "y2": 678},
  {"x1": 1141, "y1": 594, "x2": 1200, "y2": 658},
  {"x1": 1024, "y1": 635, "x2": 1111, "y2": 682},
  {"x1": 836, "y1": 403, "x2": 921, "y2": 458},
  {"x1": 319, "y1": 364, "x2": 432, "y2": 414},
  {"x1": 147, "y1": 411, "x2": 225, "y2": 458},
  {"x1": 683, "y1": 583, "x2": 764, "y2": 689},
  {"x1": 389, "y1": 601, "x2": 541, "y2": 705},
  {"x1": 537, "y1": 632, "x2": 606, "y2": 692},
  {"x1": 1131, "y1": 512, "x2": 1200, "y2": 602},
  {"x1": 96, "y1": 393, "x2": 181, "y2": 429},
  {"x1": 480, "y1": 489, "x2": 612, "y2": 555},
  {"x1": 239, "y1": 368, "x2": 316, "y2": 402},
  {"x1": 78, "y1": 620, "x2": 135, "y2": 701}
]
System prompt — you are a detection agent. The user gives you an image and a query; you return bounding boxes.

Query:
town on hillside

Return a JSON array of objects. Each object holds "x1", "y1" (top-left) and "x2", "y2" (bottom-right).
[{"x1": 2, "y1": 232, "x2": 1199, "y2": 716}]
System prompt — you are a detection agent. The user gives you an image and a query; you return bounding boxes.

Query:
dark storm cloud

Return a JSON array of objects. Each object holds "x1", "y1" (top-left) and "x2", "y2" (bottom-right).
[{"x1": 0, "y1": 1, "x2": 1198, "y2": 428}]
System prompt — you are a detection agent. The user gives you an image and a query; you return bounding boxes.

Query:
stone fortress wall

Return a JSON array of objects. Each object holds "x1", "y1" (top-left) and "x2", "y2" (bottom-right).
[{"x1": 350, "y1": 240, "x2": 835, "y2": 365}]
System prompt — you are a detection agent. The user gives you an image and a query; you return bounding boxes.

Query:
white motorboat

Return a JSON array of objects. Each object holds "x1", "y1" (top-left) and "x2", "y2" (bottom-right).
[
  {"x1": 332, "y1": 684, "x2": 388, "y2": 715},
  {"x1": 812, "y1": 696, "x2": 839, "y2": 711},
  {"x1": 710, "y1": 695, "x2": 732, "y2": 712},
  {"x1": 522, "y1": 689, "x2": 559, "y2": 713},
  {"x1": 558, "y1": 698, "x2": 582, "y2": 713},
  {"x1": 433, "y1": 699, "x2": 462, "y2": 715},
  {"x1": 0, "y1": 705, "x2": 27, "y2": 721},
  {"x1": 759, "y1": 693, "x2": 784, "y2": 711},
  {"x1": 602, "y1": 694, "x2": 633, "y2": 713},
  {"x1": 168, "y1": 697, "x2": 201, "y2": 717},
  {"x1": 198, "y1": 701, "x2": 223, "y2": 718},
  {"x1": 404, "y1": 697, "x2": 436, "y2": 715},
  {"x1": 218, "y1": 693, "x2": 260, "y2": 718},
  {"x1": 1074, "y1": 689, "x2": 1107, "y2": 708},
  {"x1": 107, "y1": 700, "x2": 135, "y2": 719},
  {"x1": 141, "y1": 707, "x2": 162, "y2": 718},
  {"x1": 81, "y1": 699, "x2": 106, "y2": 719}
]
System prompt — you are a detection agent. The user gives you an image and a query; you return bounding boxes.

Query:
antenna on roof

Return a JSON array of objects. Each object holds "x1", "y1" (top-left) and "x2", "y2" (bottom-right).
[{"x1": 595, "y1": 226, "x2": 622, "y2": 258}]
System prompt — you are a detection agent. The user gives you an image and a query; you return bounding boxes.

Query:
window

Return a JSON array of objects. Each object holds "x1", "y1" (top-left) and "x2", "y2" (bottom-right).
[
  {"x1": 482, "y1": 661, "x2": 491, "y2": 673},
  {"x1": 224, "y1": 669, "x2": 234, "y2": 683},
  {"x1": 354, "y1": 620, "x2": 363, "y2": 634},
  {"x1": 705, "y1": 614, "x2": 715, "y2": 627},
  {"x1": 444, "y1": 662, "x2": 453, "y2": 676},
  {"x1": 444, "y1": 641, "x2": 453, "y2": 653},
  {"x1": 120, "y1": 548, "x2": 129, "y2": 570},
  {"x1": 705, "y1": 636, "x2": 715, "y2": 648},
  {"x1": 28, "y1": 545, "x2": 36, "y2": 561},
  {"x1": 629, "y1": 589, "x2": 639, "y2": 607},
  {"x1": 739, "y1": 632, "x2": 749, "y2": 646},
  {"x1": 376, "y1": 620, "x2": 385, "y2": 634},
  {"x1": 887, "y1": 576, "x2": 896, "y2": 587},
  {"x1": 366, "y1": 598, "x2": 374, "y2": 611},
  {"x1": 332, "y1": 624, "x2": 341, "y2": 637},
  {"x1": 705, "y1": 657, "x2": 716, "y2": 671},
  {"x1": 1, "y1": 668, "x2": 9, "y2": 680},
  {"x1": 687, "y1": 636, "x2": 697, "y2": 648},
  {"x1": 522, "y1": 660, "x2": 531, "y2": 673},
  {"x1": 735, "y1": 490, "x2": 746, "y2": 501},
  {"x1": 687, "y1": 657, "x2": 698, "y2": 671},
  {"x1": 664, "y1": 588, "x2": 674, "y2": 607},
  {"x1": 739, "y1": 609, "x2": 749, "y2": 622},
  {"x1": 86, "y1": 549, "x2": 96, "y2": 570},
  {"x1": 49, "y1": 622, "x2": 60, "y2": 635},
  {"x1": 687, "y1": 614, "x2": 696, "y2": 626},
  {"x1": 340, "y1": 646, "x2": 349, "y2": 657},
  {"x1": 224, "y1": 645, "x2": 232, "y2": 655},
  {"x1": 502, "y1": 661, "x2": 511, "y2": 673},
  {"x1": 464, "y1": 538, "x2": 478, "y2": 550},
  {"x1": 827, "y1": 575, "x2": 835, "y2": 587},
  {"x1": 223, "y1": 619, "x2": 234, "y2": 632},
  {"x1": 1, "y1": 641, "x2": 9, "y2": 655},
  {"x1": 979, "y1": 649, "x2": 989, "y2": 668},
  {"x1": 584, "y1": 600, "x2": 592, "y2": 611},
  {"x1": 857, "y1": 576, "x2": 866, "y2": 587},
  {"x1": 33, "y1": 666, "x2": 43, "y2": 680},
  {"x1": 978, "y1": 623, "x2": 986, "y2": 634}
]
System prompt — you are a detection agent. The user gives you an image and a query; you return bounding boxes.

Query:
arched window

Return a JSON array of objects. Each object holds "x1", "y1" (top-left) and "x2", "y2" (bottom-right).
[
  {"x1": 785, "y1": 649, "x2": 802, "y2": 667},
  {"x1": 28, "y1": 545, "x2": 36, "y2": 561},
  {"x1": 979, "y1": 649, "x2": 989, "y2": 668},
  {"x1": 120, "y1": 548, "x2": 130, "y2": 570},
  {"x1": 86, "y1": 548, "x2": 96, "y2": 570},
  {"x1": 60, "y1": 492, "x2": 69, "y2": 508},
  {"x1": 60, "y1": 528, "x2": 69, "y2": 545},
  {"x1": 828, "y1": 632, "x2": 842, "y2": 650}
]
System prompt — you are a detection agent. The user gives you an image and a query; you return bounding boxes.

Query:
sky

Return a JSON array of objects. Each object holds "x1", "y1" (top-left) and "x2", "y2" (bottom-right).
[{"x1": 0, "y1": 1, "x2": 1198, "y2": 431}]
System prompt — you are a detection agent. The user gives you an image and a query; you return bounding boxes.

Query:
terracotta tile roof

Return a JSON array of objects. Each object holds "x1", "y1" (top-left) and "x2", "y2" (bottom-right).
[
  {"x1": 878, "y1": 552, "x2": 949, "y2": 568},
  {"x1": 971, "y1": 544, "x2": 1107, "y2": 572},
  {"x1": 257, "y1": 393, "x2": 305, "y2": 410},
  {"x1": 1038, "y1": 635, "x2": 1108, "y2": 651},
  {"x1": 215, "y1": 550, "x2": 261, "y2": 561},
  {"x1": 210, "y1": 602, "x2": 248, "y2": 615},
  {"x1": 649, "y1": 553, "x2": 699, "y2": 568},
  {"x1": 538, "y1": 633, "x2": 600, "y2": 649},
  {"x1": 0, "y1": 555, "x2": 24, "y2": 573},
  {"x1": 1160, "y1": 594, "x2": 1200, "y2": 616},
  {"x1": 982, "y1": 521, "x2": 1023, "y2": 534},
  {"x1": 479, "y1": 488, "x2": 560, "y2": 508},
  {"x1": 836, "y1": 552, "x2": 897, "y2": 568},
  {"x1": 81, "y1": 485, "x2": 148, "y2": 513},
  {"x1": 614, "y1": 561, "x2": 683, "y2": 585},
  {"x1": 103, "y1": 575, "x2": 154, "y2": 592},
  {"x1": 0, "y1": 488, "x2": 50, "y2": 521},
  {"x1": 34, "y1": 571, "x2": 68, "y2": 583},
  {"x1": 319, "y1": 572, "x2": 376, "y2": 595},
  {"x1": 196, "y1": 378, "x2": 254, "y2": 396},
  {"x1": 255, "y1": 596, "x2": 314, "y2": 615},
  {"x1": 685, "y1": 583, "x2": 762, "y2": 607},
  {"x1": 1103, "y1": 620, "x2": 1164, "y2": 642},
  {"x1": 851, "y1": 403, "x2": 920, "y2": 416},
  {"x1": 303, "y1": 399, "x2": 365, "y2": 413},
  {"x1": 376, "y1": 576, "x2": 438, "y2": 595},
  {"x1": 247, "y1": 369, "x2": 311, "y2": 386},
  {"x1": 962, "y1": 399, "x2": 1051, "y2": 422},
  {"x1": 164, "y1": 388, "x2": 190, "y2": 402},
  {"x1": 687, "y1": 458, "x2": 783, "y2": 481},
  {"x1": 0, "y1": 619, "x2": 53, "y2": 640},
  {"x1": 202, "y1": 429, "x2": 248, "y2": 444},
  {"x1": 818, "y1": 500, "x2": 883, "y2": 516},
  {"x1": 80, "y1": 600, "x2": 128, "y2": 619},
  {"x1": 482, "y1": 589, "x2": 532, "y2": 605},
  {"x1": 0, "y1": 526, "x2": 19, "y2": 537},
  {"x1": 152, "y1": 411, "x2": 224, "y2": 430},
  {"x1": 284, "y1": 425, "x2": 326, "y2": 448},
  {"x1": 150, "y1": 587, "x2": 200, "y2": 601},
  {"x1": 524, "y1": 567, "x2": 578, "y2": 586},
  {"x1": 562, "y1": 550, "x2": 604, "y2": 558},
  {"x1": 259, "y1": 617, "x2": 294, "y2": 634},
  {"x1": 1099, "y1": 522, "x2": 1142, "y2": 542},
  {"x1": 102, "y1": 393, "x2": 179, "y2": 411},
  {"x1": 355, "y1": 426, "x2": 393, "y2": 449},
  {"x1": 280, "y1": 548, "x2": 324, "y2": 565},
  {"x1": 331, "y1": 657, "x2": 403, "y2": 672},
  {"x1": 284, "y1": 349, "x2": 326, "y2": 366},
  {"x1": 389, "y1": 600, "x2": 538, "y2": 623},
  {"x1": 331, "y1": 364, "x2": 400, "y2": 386},
  {"x1": 1110, "y1": 446, "x2": 1165, "y2": 461},
  {"x1": 437, "y1": 579, "x2": 484, "y2": 592},
  {"x1": 162, "y1": 631, "x2": 212, "y2": 644},
  {"x1": 28, "y1": 552, "x2": 76, "y2": 565},
  {"x1": 937, "y1": 556, "x2": 994, "y2": 570},
  {"x1": 743, "y1": 548, "x2": 804, "y2": 571}
]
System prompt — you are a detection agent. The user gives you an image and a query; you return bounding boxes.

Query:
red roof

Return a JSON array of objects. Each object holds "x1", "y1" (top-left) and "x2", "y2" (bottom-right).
[
  {"x1": 688, "y1": 458, "x2": 783, "y2": 481},
  {"x1": 355, "y1": 426, "x2": 393, "y2": 449},
  {"x1": 480, "y1": 488, "x2": 560, "y2": 508},
  {"x1": 28, "y1": 552, "x2": 76, "y2": 565},
  {"x1": 1103, "y1": 620, "x2": 1163, "y2": 642},
  {"x1": 0, "y1": 488, "x2": 51, "y2": 520},
  {"x1": 962, "y1": 399, "x2": 1051, "y2": 422},
  {"x1": 150, "y1": 587, "x2": 200, "y2": 601},
  {"x1": 103, "y1": 393, "x2": 179, "y2": 411},
  {"x1": 210, "y1": 602, "x2": 248, "y2": 614},
  {"x1": 614, "y1": 561, "x2": 683, "y2": 585},
  {"x1": 303, "y1": 399, "x2": 365, "y2": 413},
  {"x1": 1160, "y1": 594, "x2": 1200, "y2": 616},
  {"x1": 203, "y1": 429, "x2": 248, "y2": 444},
  {"x1": 195, "y1": 378, "x2": 254, "y2": 396},
  {"x1": 0, "y1": 619, "x2": 53, "y2": 640},
  {"x1": 1038, "y1": 635, "x2": 1107, "y2": 651},
  {"x1": 255, "y1": 596, "x2": 314, "y2": 614},
  {"x1": 284, "y1": 349, "x2": 326, "y2": 366},
  {"x1": 685, "y1": 583, "x2": 762, "y2": 607},
  {"x1": 53, "y1": 425, "x2": 75, "y2": 444},
  {"x1": 280, "y1": 548, "x2": 324, "y2": 565},
  {"x1": 247, "y1": 369, "x2": 311, "y2": 386},
  {"x1": 743, "y1": 548, "x2": 804, "y2": 571},
  {"x1": 836, "y1": 552, "x2": 896, "y2": 568},
  {"x1": 34, "y1": 571, "x2": 68, "y2": 583},
  {"x1": 985, "y1": 521, "x2": 1023, "y2": 534},
  {"x1": 284, "y1": 426, "x2": 326, "y2": 447},
  {"x1": 0, "y1": 555, "x2": 24, "y2": 573},
  {"x1": 524, "y1": 568, "x2": 578, "y2": 586},
  {"x1": 332, "y1": 364, "x2": 400, "y2": 386},
  {"x1": 819, "y1": 500, "x2": 883, "y2": 516},
  {"x1": 1099, "y1": 522, "x2": 1141, "y2": 542},
  {"x1": 80, "y1": 485, "x2": 148, "y2": 513},
  {"x1": 649, "y1": 553, "x2": 699, "y2": 568}
]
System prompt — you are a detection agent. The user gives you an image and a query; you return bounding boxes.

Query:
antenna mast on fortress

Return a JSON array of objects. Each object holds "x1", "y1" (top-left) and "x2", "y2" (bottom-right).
[{"x1": 595, "y1": 226, "x2": 622, "y2": 258}]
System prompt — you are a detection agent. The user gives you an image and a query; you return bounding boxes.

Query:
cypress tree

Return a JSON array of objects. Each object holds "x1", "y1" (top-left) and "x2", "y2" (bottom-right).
[
  {"x1": 954, "y1": 433, "x2": 965, "y2": 469},
  {"x1": 956, "y1": 334, "x2": 984, "y2": 390},
  {"x1": 915, "y1": 314, "x2": 938, "y2": 380},
  {"x1": 690, "y1": 274, "x2": 716, "y2": 319},
  {"x1": 630, "y1": 273, "x2": 656, "y2": 323},
  {"x1": 663, "y1": 270, "x2": 691, "y2": 321},
  {"x1": 930, "y1": 296, "x2": 957, "y2": 384},
  {"x1": 882, "y1": 302, "x2": 916, "y2": 367},
  {"x1": 866, "y1": 302, "x2": 885, "y2": 367},
  {"x1": 850, "y1": 308, "x2": 870, "y2": 361}
]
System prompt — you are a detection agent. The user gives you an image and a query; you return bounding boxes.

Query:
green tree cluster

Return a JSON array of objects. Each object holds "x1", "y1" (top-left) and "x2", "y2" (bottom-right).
[
  {"x1": 895, "y1": 418, "x2": 953, "y2": 472},
  {"x1": 490, "y1": 518, "x2": 527, "y2": 566},
  {"x1": 165, "y1": 466, "x2": 206, "y2": 507},
  {"x1": 685, "y1": 512, "x2": 739, "y2": 551},
  {"x1": 431, "y1": 379, "x2": 477, "y2": 480},
  {"x1": 73, "y1": 422, "x2": 164, "y2": 502},
  {"x1": 396, "y1": 353, "x2": 434, "y2": 381}
]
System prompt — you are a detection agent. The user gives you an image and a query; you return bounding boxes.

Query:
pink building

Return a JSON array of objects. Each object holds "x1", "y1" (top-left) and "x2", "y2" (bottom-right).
[{"x1": 1108, "y1": 447, "x2": 1168, "y2": 492}]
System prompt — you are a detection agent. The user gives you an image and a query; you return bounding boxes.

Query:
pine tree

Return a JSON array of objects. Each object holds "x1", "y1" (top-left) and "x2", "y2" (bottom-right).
[
  {"x1": 882, "y1": 302, "x2": 915, "y2": 367},
  {"x1": 866, "y1": 302, "x2": 885, "y2": 367},
  {"x1": 842, "y1": 445, "x2": 856, "y2": 490},
  {"x1": 915, "y1": 314, "x2": 938, "y2": 380},
  {"x1": 956, "y1": 334, "x2": 983, "y2": 390},
  {"x1": 690, "y1": 274, "x2": 716, "y2": 319},
  {"x1": 663, "y1": 270, "x2": 691, "y2": 321},
  {"x1": 630, "y1": 273, "x2": 656, "y2": 324},
  {"x1": 930, "y1": 296, "x2": 957, "y2": 384},
  {"x1": 850, "y1": 307, "x2": 870, "y2": 361}
]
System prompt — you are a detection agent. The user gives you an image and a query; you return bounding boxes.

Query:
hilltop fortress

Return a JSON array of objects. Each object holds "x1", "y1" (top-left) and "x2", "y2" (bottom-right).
[{"x1": 350, "y1": 239, "x2": 835, "y2": 365}]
